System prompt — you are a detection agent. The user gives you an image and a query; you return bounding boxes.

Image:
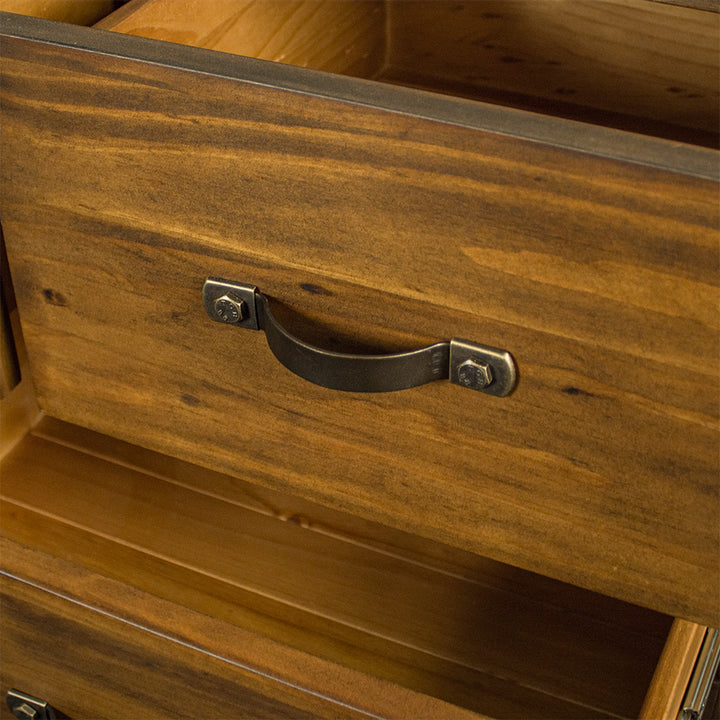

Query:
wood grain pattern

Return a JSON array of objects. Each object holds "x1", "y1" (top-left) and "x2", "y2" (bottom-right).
[
  {"x1": 0, "y1": 0, "x2": 116, "y2": 25},
  {"x1": 639, "y1": 619, "x2": 708, "y2": 720},
  {"x1": 100, "y1": 0, "x2": 720, "y2": 144},
  {"x1": 0, "y1": 422, "x2": 672, "y2": 719},
  {"x1": 383, "y1": 0, "x2": 719, "y2": 145},
  {"x1": 1, "y1": 539, "x2": 487, "y2": 720},
  {"x1": 33, "y1": 415, "x2": 678, "y2": 627},
  {"x1": 97, "y1": 0, "x2": 385, "y2": 79},
  {"x1": 0, "y1": 22, "x2": 718, "y2": 626},
  {"x1": 652, "y1": 0, "x2": 719, "y2": 11}
]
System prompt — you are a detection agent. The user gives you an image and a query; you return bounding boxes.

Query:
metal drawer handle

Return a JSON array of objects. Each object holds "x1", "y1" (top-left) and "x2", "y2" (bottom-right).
[
  {"x1": 7, "y1": 690, "x2": 59, "y2": 720},
  {"x1": 202, "y1": 278, "x2": 517, "y2": 395}
]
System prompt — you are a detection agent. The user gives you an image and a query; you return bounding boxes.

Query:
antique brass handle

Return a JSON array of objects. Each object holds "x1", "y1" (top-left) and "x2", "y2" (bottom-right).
[{"x1": 202, "y1": 278, "x2": 517, "y2": 395}]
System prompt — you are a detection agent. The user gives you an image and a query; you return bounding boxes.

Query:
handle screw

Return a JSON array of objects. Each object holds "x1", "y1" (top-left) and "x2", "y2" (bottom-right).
[
  {"x1": 457, "y1": 359, "x2": 493, "y2": 390},
  {"x1": 214, "y1": 293, "x2": 247, "y2": 324}
]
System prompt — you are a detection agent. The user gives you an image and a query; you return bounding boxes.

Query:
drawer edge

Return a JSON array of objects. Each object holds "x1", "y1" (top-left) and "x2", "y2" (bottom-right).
[{"x1": 0, "y1": 10, "x2": 717, "y2": 181}]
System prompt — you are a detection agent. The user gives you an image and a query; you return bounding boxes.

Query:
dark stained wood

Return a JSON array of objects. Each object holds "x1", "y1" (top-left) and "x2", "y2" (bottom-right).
[
  {"x1": 0, "y1": 582, "x2": 317, "y2": 720},
  {"x1": 0, "y1": 237, "x2": 40, "y2": 456},
  {"x1": 0, "y1": 538, "x2": 487, "y2": 720},
  {"x1": 0, "y1": 18, "x2": 718, "y2": 628},
  {"x1": 0, "y1": 422, "x2": 672, "y2": 719},
  {"x1": 651, "y1": 0, "x2": 719, "y2": 10},
  {"x1": 0, "y1": 235, "x2": 20, "y2": 398}
]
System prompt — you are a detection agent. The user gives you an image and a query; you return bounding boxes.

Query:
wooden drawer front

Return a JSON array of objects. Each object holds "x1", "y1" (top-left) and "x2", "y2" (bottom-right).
[
  {"x1": 0, "y1": 540, "x2": 483, "y2": 720},
  {"x1": 0, "y1": 13, "x2": 718, "y2": 627},
  {"x1": 1, "y1": 575, "x2": 320, "y2": 720}
]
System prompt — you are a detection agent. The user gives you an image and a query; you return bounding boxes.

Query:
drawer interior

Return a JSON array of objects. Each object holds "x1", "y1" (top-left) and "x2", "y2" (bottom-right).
[
  {"x1": 1, "y1": 407, "x2": 675, "y2": 720},
  {"x1": 96, "y1": 0, "x2": 720, "y2": 146},
  {"x1": 0, "y1": 0, "x2": 118, "y2": 25}
]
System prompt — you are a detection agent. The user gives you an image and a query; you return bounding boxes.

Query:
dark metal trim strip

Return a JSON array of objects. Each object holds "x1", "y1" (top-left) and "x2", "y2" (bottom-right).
[{"x1": 0, "y1": 11, "x2": 717, "y2": 181}]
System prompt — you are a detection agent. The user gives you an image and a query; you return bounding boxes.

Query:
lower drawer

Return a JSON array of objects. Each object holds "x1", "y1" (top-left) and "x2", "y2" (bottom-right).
[
  {"x1": 0, "y1": 540, "x2": 479, "y2": 720},
  {"x1": 0, "y1": 412, "x2": 710, "y2": 720}
]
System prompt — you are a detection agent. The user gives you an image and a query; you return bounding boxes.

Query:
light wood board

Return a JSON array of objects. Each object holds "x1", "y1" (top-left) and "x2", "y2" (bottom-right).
[
  {"x1": 0, "y1": 0, "x2": 115, "y2": 25},
  {"x1": 639, "y1": 619, "x2": 709, "y2": 720},
  {"x1": 384, "y1": 0, "x2": 720, "y2": 144},
  {"x1": 96, "y1": 0, "x2": 385, "y2": 79}
]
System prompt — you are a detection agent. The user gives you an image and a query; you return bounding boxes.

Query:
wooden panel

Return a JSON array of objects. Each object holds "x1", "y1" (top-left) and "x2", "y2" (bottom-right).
[
  {"x1": 33, "y1": 415, "x2": 676, "y2": 627},
  {"x1": 652, "y1": 0, "x2": 719, "y2": 10},
  {"x1": 0, "y1": 234, "x2": 20, "y2": 398},
  {"x1": 0, "y1": 302, "x2": 19, "y2": 398},
  {"x1": 0, "y1": 357, "x2": 40, "y2": 459},
  {"x1": 0, "y1": 578, "x2": 318, "y2": 720},
  {"x1": 0, "y1": 420, "x2": 673, "y2": 719},
  {"x1": 639, "y1": 619, "x2": 708, "y2": 720},
  {"x1": 0, "y1": 232, "x2": 41, "y2": 456},
  {"x1": 0, "y1": 0, "x2": 116, "y2": 25},
  {"x1": 96, "y1": 0, "x2": 385, "y2": 78},
  {"x1": 383, "y1": 0, "x2": 720, "y2": 144},
  {"x1": 0, "y1": 17, "x2": 718, "y2": 626},
  {"x1": 0, "y1": 539, "x2": 485, "y2": 720}
]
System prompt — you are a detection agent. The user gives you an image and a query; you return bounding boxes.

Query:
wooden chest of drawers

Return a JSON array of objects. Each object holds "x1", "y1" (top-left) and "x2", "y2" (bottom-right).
[{"x1": 1, "y1": 2, "x2": 718, "y2": 718}]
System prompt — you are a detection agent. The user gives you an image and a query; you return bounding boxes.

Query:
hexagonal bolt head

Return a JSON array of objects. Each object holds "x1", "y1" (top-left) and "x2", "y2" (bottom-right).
[
  {"x1": 457, "y1": 359, "x2": 493, "y2": 390},
  {"x1": 214, "y1": 293, "x2": 247, "y2": 324}
]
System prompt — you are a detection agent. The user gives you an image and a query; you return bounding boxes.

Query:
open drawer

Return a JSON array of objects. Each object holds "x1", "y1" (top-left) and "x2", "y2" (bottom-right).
[
  {"x1": 0, "y1": 397, "x2": 715, "y2": 720},
  {"x1": 0, "y1": 1, "x2": 718, "y2": 717},
  {"x1": 94, "y1": 0, "x2": 720, "y2": 146}
]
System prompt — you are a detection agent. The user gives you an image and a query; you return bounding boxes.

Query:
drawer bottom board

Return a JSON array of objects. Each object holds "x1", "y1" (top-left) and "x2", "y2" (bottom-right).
[{"x1": 0, "y1": 418, "x2": 673, "y2": 719}]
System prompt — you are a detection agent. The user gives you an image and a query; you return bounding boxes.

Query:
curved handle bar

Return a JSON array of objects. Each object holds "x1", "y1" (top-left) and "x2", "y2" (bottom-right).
[{"x1": 202, "y1": 278, "x2": 517, "y2": 395}]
